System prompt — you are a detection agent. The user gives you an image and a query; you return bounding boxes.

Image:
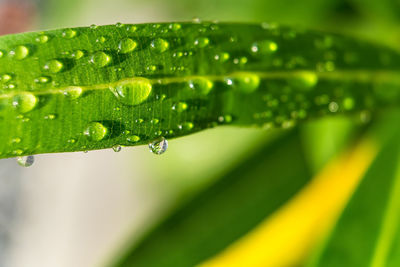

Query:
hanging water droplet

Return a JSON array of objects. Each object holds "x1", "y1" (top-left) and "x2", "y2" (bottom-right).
[
  {"x1": 149, "y1": 137, "x2": 168, "y2": 155},
  {"x1": 62, "y1": 29, "x2": 77, "y2": 39},
  {"x1": 84, "y1": 122, "x2": 108, "y2": 141},
  {"x1": 35, "y1": 35, "x2": 49, "y2": 43},
  {"x1": 150, "y1": 38, "x2": 169, "y2": 53},
  {"x1": 110, "y1": 78, "x2": 152, "y2": 106},
  {"x1": 10, "y1": 45, "x2": 29, "y2": 60},
  {"x1": 12, "y1": 92, "x2": 38, "y2": 113},
  {"x1": 118, "y1": 38, "x2": 137, "y2": 54},
  {"x1": 188, "y1": 78, "x2": 214, "y2": 95},
  {"x1": 90, "y1": 51, "x2": 111, "y2": 68},
  {"x1": 225, "y1": 73, "x2": 260, "y2": 93},
  {"x1": 43, "y1": 59, "x2": 63, "y2": 73},
  {"x1": 63, "y1": 86, "x2": 83, "y2": 99},
  {"x1": 17, "y1": 155, "x2": 34, "y2": 167},
  {"x1": 112, "y1": 145, "x2": 122, "y2": 152}
]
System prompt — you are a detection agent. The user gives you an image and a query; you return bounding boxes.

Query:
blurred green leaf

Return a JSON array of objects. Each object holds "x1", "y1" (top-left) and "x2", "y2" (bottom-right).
[
  {"x1": 306, "y1": 111, "x2": 400, "y2": 266},
  {"x1": 111, "y1": 130, "x2": 311, "y2": 267},
  {"x1": 1, "y1": 22, "x2": 400, "y2": 159}
]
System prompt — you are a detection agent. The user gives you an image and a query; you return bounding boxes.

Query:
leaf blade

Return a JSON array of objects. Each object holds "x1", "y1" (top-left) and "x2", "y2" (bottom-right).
[{"x1": 1, "y1": 22, "x2": 400, "y2": 158}]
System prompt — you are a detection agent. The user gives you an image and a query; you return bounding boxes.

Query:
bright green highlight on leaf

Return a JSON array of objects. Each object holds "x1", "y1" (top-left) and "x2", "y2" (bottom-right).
[{"x1": 0, "y1": 22, "x2": 400, "y2": 158}]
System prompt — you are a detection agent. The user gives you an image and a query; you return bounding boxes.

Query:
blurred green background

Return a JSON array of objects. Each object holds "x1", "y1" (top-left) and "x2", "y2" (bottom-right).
[{"x1": 0, "y1": 0, "x2": 398, "y2": 266}]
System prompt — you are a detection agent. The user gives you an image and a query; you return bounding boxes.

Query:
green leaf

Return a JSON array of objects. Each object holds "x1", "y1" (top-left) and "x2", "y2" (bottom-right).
[
  {"x1": 110, "y1": 130, "x2": 311, "y2": 267},
  {"x1": 306, "y1": 111, "x2": 400, "y2": 267},
  {"x1": 1, "y1": 22, "x2": 400, "y2": 158}
]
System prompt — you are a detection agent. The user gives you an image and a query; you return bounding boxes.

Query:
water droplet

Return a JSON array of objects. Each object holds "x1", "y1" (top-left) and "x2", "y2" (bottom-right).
[
  {"x1": 194, "y1": 37, "x2": 209, "y2": 48},
  {"x1": 44, "y1": 114, "x2": 56, "y2": 120},
  {"x1": 110, "y1": 78, "x2": 152, "y2": 106},
  {"x1": 71, "y1": 50, "x2": 84, "y2": 59},
  {"x1": 149, "y1": 137, "x2": 168, "y2": 155},
  {"x1": 112, "y1": 145, "x2": 122, "y2": 152},
  {"x1": 115, "y1": 22, "x2": 123, "y2": 27},
  {"x1": 90, "y1": 51, "x2": 111, "y2": 68},
  {"x1": 188, "y1": 78, "x2": 214, "y2": 95},
  {"x1": 126, "y1": 25, "x2": 137, "y2": 32},
  {"x1": 43, "y1": 59, "x2": 63, "y2": 73},
  {"x1": 34, "y1": 76, "x2": 50, "y2": 84},
  {"x1": 290, "y1": 71, "x2": 318, "y2": 89},
  {"x1": 192, "y1": 17, "x2": 201, "y2": 23},
  {"x1": 84, "y1": 122, "x2": 108, "y2": 141},
  {"x1": 150, "y1": 38, "x2": 169, "y2": 53},
  {"x1": 225, "y1": 73, "x2": 260, "y2": 93},
  {"x1": 172, "y1": 102, "x2": 188, "y2": 112},
  {"x1": 10, "y1": 45, "x2": 29, "y2": 60},
  {"x1": 118, "y1": 38, "x2": 137, "y2": 54},
  {"x1": 180, "y1": 122, "x2": 194, "y2": 130},
  {"x1": 17, "y1": 155, "x2": 34, "y2": 167},
  {"x1": 151, "y1": 118, "x2": 159, "y2": 124},
  {"x1": 11, "y1": 137, "x2": 21, "y2": 144},
  {"x1": 328, "y1": 101, "x2": 339, "y2": 112},
  {"x1": 214, "y1": 52, "x2": 230, "y2": 62},
  {"x1": 251, "y1": 40, "x2": 278, "y2": 54},
  {"x1": 127, "y1": 135, "x2": 140, "y2": 143},
  {"x1": 63, "y1": 86, "x2": 83, "y2": 99},
  {"x1": 0, "y1": 50, "x2": 4, "y2": 58},
  {"x1": 12, "y1": 92, "x2": 38, "y2": 113},
  {"x1": 342, "y1": 97, "x2": 355, "y2": 110},
  {"x1": 90, "y1": 24, "x2": 98, "y2": 29},
  {"x1": 96, "y1": 36, "x2": 106, "y2": 43},
  {"x1": 62, "y1": 29, "x2": 77, "y2": 39},
  {"x1": 168, "y1": 23, "x2": 181, "y2": 31},
  {"x1": 35, "y1": 34, "x2": 49, "y2": 43},
  {"x1": 1, "y1": 74, "x2": 12, "y2": 82}
]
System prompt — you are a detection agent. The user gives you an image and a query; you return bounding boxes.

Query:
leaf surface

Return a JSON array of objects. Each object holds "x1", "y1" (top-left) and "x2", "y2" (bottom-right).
[{"x1": 1, "y1": 22, "x2": 400, "y2": 158}]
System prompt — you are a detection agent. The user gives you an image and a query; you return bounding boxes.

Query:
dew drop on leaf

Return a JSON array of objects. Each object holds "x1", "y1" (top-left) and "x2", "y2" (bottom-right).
[
  {"x1": 118, "y1": 38, "x2": 138, "y2": 54},
  {"x1": 90, "y1": 51, "x2": 111, "y2": 68},
  {"x1": 43, "y1": 59, "x2": 63, "y2": 73},
  {"x1": 150, "y1": 38, "x2": 169, "y2": 53},
  {"x1": 194, "y1": 37, "x2": 209, "y2": 48},
  {"x1": 84, "y1": 122, "x2": 108, "y2": 141},
  {"x1": 172, "y1": 102, "x2": 188, "y2": 112},
  {"x1": 251, "y1": 40, "x2": 278, "y2": 54},
  {"x1": 10, "y1": 45, "x2": 29, "y2": 60},
  {"x1": 71, "y1": 50, "x2": 84, "y2": 59},
  {"x1": 17, "y1": 155, "x2": 34, "y2": 167},
  {"x1": 63, "y1": 86, "x2": 83, "y2": 99},
  {"x1": 225, "y1": 73, "x2": 260, "y2": 93},
  {"x1": 110, "y1": 78, "x2": 152, "y2": 106},
  {"x1": 188, "y1": 78, "x2": 214, "y2": 95},
  {"x1": 35, "y1": 35, "x2": 49, "y2": 43},
  {"x1": 290, "y1": 71, "x2": 318, "y2": 89},
  {"x1": 12, "y1": 92, "x2": 38, "y2": 113},
  {"x1": 149, "y1": 137, "x2": 168, "y2": 155},
  {"x1": 62, "y1": 29, "x2": 77, "y2": 39},
  {"x1": 127, "y1": 135, "x2": 140, "y2": 143},
  {"x1": 1, "y1": 73, "x2": 12, "y2": 82}
]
